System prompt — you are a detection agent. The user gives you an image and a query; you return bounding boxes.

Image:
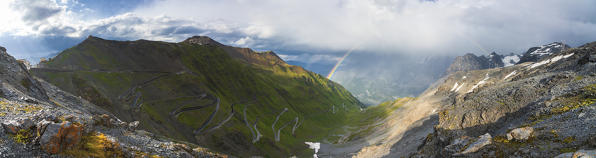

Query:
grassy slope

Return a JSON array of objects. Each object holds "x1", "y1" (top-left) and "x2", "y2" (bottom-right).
[{"x1": 33, "y1": 37, "x2": 362, "y2": 157}]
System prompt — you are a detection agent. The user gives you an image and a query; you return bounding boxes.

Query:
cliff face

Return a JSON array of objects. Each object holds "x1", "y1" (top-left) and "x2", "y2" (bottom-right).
[{"x1": 0, "y1": 46, "x2": 224, "y2": 157}]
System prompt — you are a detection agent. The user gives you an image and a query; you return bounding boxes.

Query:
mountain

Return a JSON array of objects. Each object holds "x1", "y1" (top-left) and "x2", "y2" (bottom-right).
[
  {"x1": 335, "y1": 41, "x2": 596, "y2": 157},
  {"x1": 0, "y1": 46, "x2": 224, "y2": 157},
  {"x1": 447, "y1": 52, "x2": 521, "y2": 73},
  {"x1": 518, "y1": 42, "x2": 571, "y2": 63},
  {"x1": 31, "y1": 36, "x2": 362, "y2": 157},
  {"x1": 446, "y1": 42, "x2": 572, "y2": 74}
]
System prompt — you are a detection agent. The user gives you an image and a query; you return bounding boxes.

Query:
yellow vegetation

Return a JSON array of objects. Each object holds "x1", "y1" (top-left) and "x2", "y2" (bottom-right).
[
  {"x1": 493, "y1": 135, "x2": 510, "y2": 143},
  {"x1": 562, "y1": 136, "x2": 575, "y2": 144},
  {"x1": 61, "y1": 132, "x2": 125, "y2": 158},
  {"x1": 13, "y1": 129, "x2": 33, "y2": 144}
]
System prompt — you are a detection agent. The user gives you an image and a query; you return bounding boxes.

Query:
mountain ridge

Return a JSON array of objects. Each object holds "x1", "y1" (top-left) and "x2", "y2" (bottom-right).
[
  {"x1": 32, "y1": 35, "x2": 363, "y2": 157},
  {"x1": 341, "y1": 41, "x2": 596, "y2": 157}
]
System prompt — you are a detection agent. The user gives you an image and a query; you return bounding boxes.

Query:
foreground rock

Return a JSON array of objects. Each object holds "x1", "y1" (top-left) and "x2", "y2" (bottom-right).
[
  {"x1": 555, "y1": 149, "x2": 596, "y2": 158},
  {"x1": 39, "y1": 121, "x2": 83, "y2": 154},
  {"x1": 456, "y1": 133, "x2": 492, "y2": 155},
  {"x1": 507, "y1": 127, "x2": 534, "y2": 141}
]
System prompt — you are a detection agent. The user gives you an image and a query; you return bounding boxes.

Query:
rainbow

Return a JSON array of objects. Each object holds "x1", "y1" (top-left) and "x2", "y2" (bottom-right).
[{"x1": 326, "y1": 46, "x2": 358, "y2": 79}]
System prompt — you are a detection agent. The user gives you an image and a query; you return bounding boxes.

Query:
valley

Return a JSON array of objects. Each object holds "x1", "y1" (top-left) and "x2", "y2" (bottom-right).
[{"x1": 0, "y1": 36, "x2": 594, "y2": 158}]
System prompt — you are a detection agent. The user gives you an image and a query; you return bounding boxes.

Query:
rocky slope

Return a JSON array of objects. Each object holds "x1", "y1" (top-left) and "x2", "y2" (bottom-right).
[
  {"x1": 32, "y1": 36, "x2": 362, "y2": 157},
  {"x1": 412, "y1": 42, "x2": 596, "y2": 157},
  {"x1": 0, "y1": 46, "x2": 225, "y2": 157},
  {"x1": 518, "y1": 42, "x2": 571, "y2": 63},
  {"x1": 337, "y1": 41, "x2": 596, "y2": 157}
]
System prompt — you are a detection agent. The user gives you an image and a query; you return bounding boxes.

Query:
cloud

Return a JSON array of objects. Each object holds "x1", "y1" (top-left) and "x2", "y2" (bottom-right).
[
  {"x1": 1, "y1": 0, "x2": 596, "y2": 60},
  {"x1": 10, "y1": 0, "x2": 63, "y2": 22},
  {"x1": 132, "y1": 0, "x2": 596, "y2": 55}
]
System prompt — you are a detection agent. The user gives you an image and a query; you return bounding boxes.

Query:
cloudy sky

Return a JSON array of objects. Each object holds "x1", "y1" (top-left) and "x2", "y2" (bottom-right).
[{"x1": 1, "y1": 0, "x2": 596, "y2": 71}]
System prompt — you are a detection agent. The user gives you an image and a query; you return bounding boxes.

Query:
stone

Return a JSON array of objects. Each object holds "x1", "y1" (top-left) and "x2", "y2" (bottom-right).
[
  {"x1": 456, "y1": 133, "x2": 492, "y2": 155},
  {"x1": 554, "y1": 149, "x2": 596, "y2": 158},
  {"x1": 128, "y1": 121, "x2": 140, "y2": 131},
  {"x1": 1, "y1": 118, "x2": 34, "y2": 134},
  {"x1": 444, "y1": 136, "x2": 472, "y2": 153},
  {"x1": 92, "y1": 114, "x2": 112, "y2": 127},
  {"x1": 34, "y1": 119, "x2": 52, "y2": 144},
  {"x1": 173, "y1": 143, "x2": 193, "y2": 153},
  {"x1": 507, "y1": 127, "x2": 534, "y2": 141},
  {"x1": 40, "y1": 121, "x2": 83, "y2": 154}
]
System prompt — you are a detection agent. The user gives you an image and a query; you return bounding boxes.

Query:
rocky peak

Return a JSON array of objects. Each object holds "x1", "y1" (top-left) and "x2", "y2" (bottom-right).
[
  {"x1": 83, "y1": 35, "x2": 105, "y2": 42},
  {"x1": 447, "y1": 53, "x2": 488, "y2": 73},
  {"x1": 485, "y1": 52, "x2": 504, "y2": 68},
  {"x1": 518, "y1": 42, "x2": 570, "y2": 63},
  {"x1": 182, "y1": 36, "x2": 223, "y2": 46},
  {"x1": 0, "y1": 46, "x2": 5, "y2": 52}
]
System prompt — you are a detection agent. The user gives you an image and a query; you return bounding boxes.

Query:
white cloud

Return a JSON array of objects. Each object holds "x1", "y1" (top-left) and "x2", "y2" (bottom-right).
[
  {"x1": 132, "y1": 0, "x2": 596, "y2": 55},
  {"x1": 1, "y1": 0, "x2": 596, "y2": 56}
]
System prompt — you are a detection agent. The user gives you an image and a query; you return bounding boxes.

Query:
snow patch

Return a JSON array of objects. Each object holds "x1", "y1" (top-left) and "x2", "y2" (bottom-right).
[
  {"x1": 455, "y1": 83, "x2": 465, "y2": 92},
  {"x1": 530, "y1": 43, "x2": 564, "y2": 56},
  {"x1": 502, "y1": 55, "x2": 520, "y2": 67},
  {"x1": 503, "y1": 71, "x2": 517, "y2": 80},
  {"x1": 462, "y1": 76, "x2": 467, "y2": 79},
  {"x1": 305, "y1": 142, "x2": 320, "y2": 158},
  {"x1": 450, "y1": 82, "x2": 459, "y2": 91},
  {"x1": 468, "y1": 74, "x2": 490, "y2": 93},
  {"x1": 529, "y1": 53, "x2": 574, "y2": 69}
]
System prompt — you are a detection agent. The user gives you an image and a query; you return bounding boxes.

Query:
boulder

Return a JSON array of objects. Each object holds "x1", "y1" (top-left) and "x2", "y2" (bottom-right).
[
  {"x1": 507, "y1": 127, "x2": 534, "y2": 141},
  {"x1": 555, "y1": 149, "x2": 596, "y2": 158},
  {"x1": 128, "y1": 121, "x2": 140, "y2": 131},
  {"x1": 34, "y1": 119, "x2": 52, "y2": 144},
  {"x1": 40, "y1": 121, "x2": 83, "y2": 154},
  {"x1": 456, "y1": 133, "x2": 492, "y2": 155},
  {"x1": 444, "y1": 136, "x2": 472, "y2": 153},
  {"x1": 92, "y1": 114, "x2": 112, "y2": 127},
  {"x1": 1, "y1": 118, "x2": 34, "y2": 134}
]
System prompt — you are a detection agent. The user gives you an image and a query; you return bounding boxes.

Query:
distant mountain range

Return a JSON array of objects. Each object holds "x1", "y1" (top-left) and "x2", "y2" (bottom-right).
[{"x1": 448, "y1": 42, "x2": 570, "y2": 73}]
